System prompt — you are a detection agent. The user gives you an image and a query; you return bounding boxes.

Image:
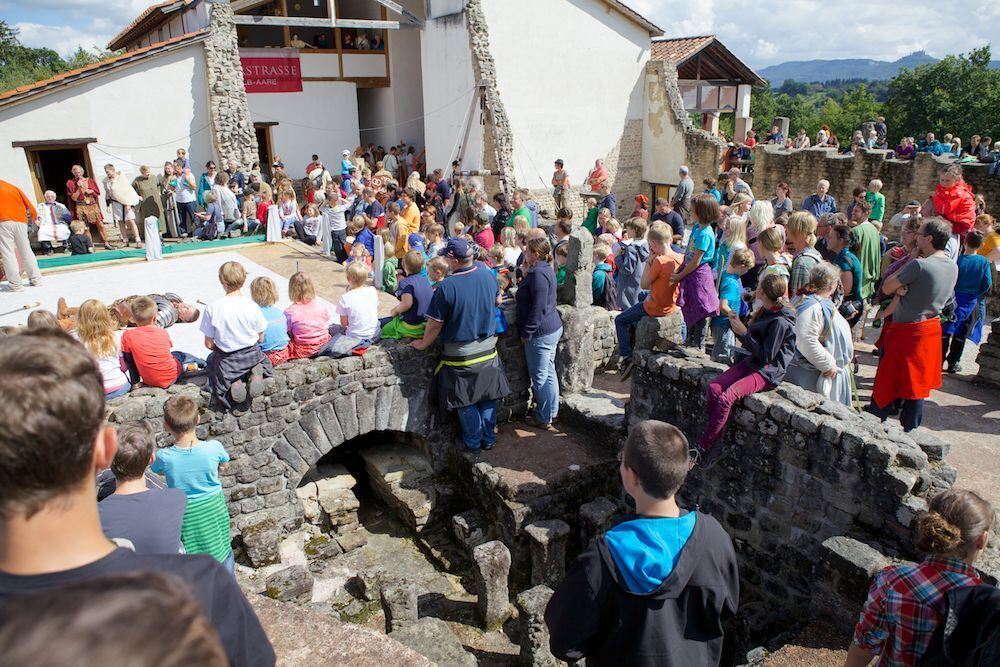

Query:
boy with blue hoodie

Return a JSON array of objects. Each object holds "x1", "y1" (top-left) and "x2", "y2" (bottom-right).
[{"x1": 545, "y1": 420, "x2": 739, "y2": 666}]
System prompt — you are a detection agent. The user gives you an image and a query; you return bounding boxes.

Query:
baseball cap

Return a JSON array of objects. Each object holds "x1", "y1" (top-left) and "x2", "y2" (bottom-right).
[
  {"x1": 342, "y1": 149, "x2": 351, "y2": 156},
  {"x1": 272, "y1": 160, "x2": 284, "y2": 168},
  {"x1": 907, "y1": 199, "x2": 920, "y2": 207},
  {"x1": 438, "y1": 237, "x2": 471, "y2": 260},
  {"x1": 407, "y1": 233, "x2": 425, "y2": 251}
]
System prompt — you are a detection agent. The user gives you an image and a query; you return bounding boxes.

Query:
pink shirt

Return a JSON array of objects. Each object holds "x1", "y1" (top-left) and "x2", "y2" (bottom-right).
[{"x1": 284, "y1": 299, "x2": 330, "y2": 347}]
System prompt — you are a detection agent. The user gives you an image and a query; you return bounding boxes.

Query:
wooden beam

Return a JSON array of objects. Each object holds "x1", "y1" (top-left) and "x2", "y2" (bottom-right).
[
  {"x1": 335, "y1": 18, "x2": 418, "y2": 30},
  {"x1": 372, "y1": 0, "x2": 424, "y2": 26},
  {"x1": 234, "y1": 15, "x2": 333, "y2": 27},
  {"x1": 12, "y1": 138, "x2": 97, "y2": 148}
]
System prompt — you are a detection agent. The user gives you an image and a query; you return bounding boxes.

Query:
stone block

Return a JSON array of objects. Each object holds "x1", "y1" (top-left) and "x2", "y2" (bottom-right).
[
  {"x1": 380, "y1": 578, "x2": 418, "y2": 632},
  {"x1": 908, "y1": 430, "x2": 951, "y2": 462},
  {"x1": 473, "y1": 540, "x2": 512, "y2": 631},
  {"x1": 335, "y1": 528, "x2": 368, "y2": 553},
  {"x1": 452, "y1": 510, "x2": 489, "y2": 550},
  {"x1": 389, "y1": 617, "x2": 476, "y2": 667},
  {"x1": 317, "y1": 486, "x2": 360, "y2": 526},
  {"x1": 304, "y1": 534, "x2": 343, "y2": 560},
  {"x1": 516, "y1": 585, "x2": 558, "y2": 667},
  {"x1": 524, "y1": 520, "x2": 571, "y2": 588},
  {"x1": 265, "y1": 564, "x2": 314, "y2": 602},
  {"x1": 579, "y1": 497, "x2": 620, "y2": 545},
  {"x1": 634, "y1": 311, "x2": 684, "y2": 354},
  {"x1": 241, "y1": 517, "x2": 280, "y2": 567}
]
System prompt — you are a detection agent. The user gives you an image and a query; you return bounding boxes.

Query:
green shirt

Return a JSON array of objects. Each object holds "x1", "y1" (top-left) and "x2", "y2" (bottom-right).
[
  {"x1": 852, "y1": 221, "x2": 882, "y2": 300},
  {"x1": 865, "y1": 192, "x2": 885, "y2": 222},
  {"x1": 583, "y1": 207, "x2": 599, "y2": 235},
  {"x1": 511, "y1": 206, "x2": 532, "y2": 227},
  {"x1": 382, "y1": 256, "x2": 399, "y2": 294}
]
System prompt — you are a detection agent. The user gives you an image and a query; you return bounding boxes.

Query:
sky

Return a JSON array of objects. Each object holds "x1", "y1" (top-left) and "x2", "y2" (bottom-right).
[{"x1": 3, "y1": 0, "x2": 999, "y2": 66}]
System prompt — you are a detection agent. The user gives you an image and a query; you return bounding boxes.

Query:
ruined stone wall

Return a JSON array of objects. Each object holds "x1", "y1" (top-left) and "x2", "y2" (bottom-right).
[
  {"x1": 752, "y1": 146, "x2": 1000, "y2": 226},
  {"x1": 102, "y1": 303, "x2": 617, "y2": 541},
  {"x1": 976, "y1": 327, "x2": 1000, "y2": 388},
  {"x1": 627, "y1": 348, "x2": 957, "y2": 630},
  {"x1": 205, "y1": 1, "x2": 258, "y2": 168}
]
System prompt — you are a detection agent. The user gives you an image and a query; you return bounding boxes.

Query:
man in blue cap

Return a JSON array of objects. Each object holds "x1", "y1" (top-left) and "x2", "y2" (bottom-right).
[{"x1": 412, "y1": 238, "x2": 511, "y2": 451}]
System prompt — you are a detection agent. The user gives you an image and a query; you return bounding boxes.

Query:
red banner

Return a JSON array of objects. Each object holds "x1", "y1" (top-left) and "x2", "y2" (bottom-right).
[{"x1": 241, "y1": 50, "x2": 302, "y2": 94}]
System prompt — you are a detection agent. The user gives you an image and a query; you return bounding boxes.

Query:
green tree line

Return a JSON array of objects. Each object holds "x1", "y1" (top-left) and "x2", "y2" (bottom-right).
[
  {"x1": 1, "y1": 21, "x2": 117, "y2": 93},
  {"x1": 748, "y1": 46, "x2": 999, "y2": 146}
]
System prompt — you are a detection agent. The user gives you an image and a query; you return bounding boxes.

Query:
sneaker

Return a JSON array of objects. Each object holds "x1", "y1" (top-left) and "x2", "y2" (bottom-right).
[
  {"x1": 7, "y1": 285, "x2": 25, "y2": 292},
  {"x1": 183, "y1": 363, "x2": 200, "y2": 374},
  {"x1": 246, "y1": 363, "x2": 266, "y2": 398},
  {"x1": 230, "y1": 379, "x2": 248, "y2": 403},
  {"x1": 524, "y1": 414, "x2": 555, "y2": 431},
  {"x1": 695, "y1": 445, "x2": 729, "y2": 470},
  {"x1": 29, "y1": 278, "x2": 42, "y2": 287},
  {"x1": 619, "y1": 358, "x2": 634, "y2": 381},
  {"x1": 481, "y1": 440, "x2": 495, "y2": 451},
  {"x1": 946, "y1": 361, "x2": 963, "y2": 374}
]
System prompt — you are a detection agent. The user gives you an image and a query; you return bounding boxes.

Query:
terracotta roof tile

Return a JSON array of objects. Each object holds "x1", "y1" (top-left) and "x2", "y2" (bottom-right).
[
  {"x1": 0, "y1": 31, "x2": 208, "y2": 107},
  {"x1": 108, "y1": 0, "x2": 193, "y2": 51},
  {"x1": 651, "y1": 35, "x2": 716, "y2": 63}
]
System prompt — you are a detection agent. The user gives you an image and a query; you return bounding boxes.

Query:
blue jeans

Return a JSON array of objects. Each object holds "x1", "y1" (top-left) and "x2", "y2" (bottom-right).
[
  {"x1": 105, "y1": 382, "x2": 132, "y2": 399},
  {"x1": 524, "y1": 327, "x2": 562, "y2": 424},
  {"x1": 710, "y1": 321, "x2": 735, "y2": 363},
  {"x1": 221, "y1": 549, "x2": 235, "y2": 577},
  {"x1": 525, "y1": 327, "x2": 562, "y2": 423},
  {"x1": 615, "y1": 301, "x2": 647, "y2": 361},
  {"x1": 457, "y1": 400, "x2": 497, "y2": 449}
]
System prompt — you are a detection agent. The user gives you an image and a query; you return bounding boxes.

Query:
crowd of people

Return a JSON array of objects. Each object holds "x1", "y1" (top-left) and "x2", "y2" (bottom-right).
[
  {"x1": 2, "y1": 137, "x2": 999, "y2": 664},
  {"x1": 721, "y1": 120, "x2": 1000, "y2": 177}
]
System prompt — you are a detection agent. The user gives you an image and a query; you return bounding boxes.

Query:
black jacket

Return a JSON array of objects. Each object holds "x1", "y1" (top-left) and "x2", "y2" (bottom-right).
[
  {"x1": 919, "y1": 583, "x2": 1000, "y2": 666},
  {"x1": 544, "y1": 512, "x2": 739, "y2": 666},
  {"x1": 739, "y1": 305, "x2": 796, "y2": 385}
]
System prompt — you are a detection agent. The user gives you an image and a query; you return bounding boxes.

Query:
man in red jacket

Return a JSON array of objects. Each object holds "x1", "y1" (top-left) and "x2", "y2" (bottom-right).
[{"x1": 0, "y1": 179, "x2": 41, "y2": 291}]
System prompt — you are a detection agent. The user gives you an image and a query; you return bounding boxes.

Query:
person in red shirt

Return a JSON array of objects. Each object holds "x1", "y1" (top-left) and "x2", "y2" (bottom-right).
[
  {"x1": 743, "y1": 130, "x2": 757, "y2": 148},
  {"x1": 121, "y1": 296, "x2": 204, "y2": 388}
]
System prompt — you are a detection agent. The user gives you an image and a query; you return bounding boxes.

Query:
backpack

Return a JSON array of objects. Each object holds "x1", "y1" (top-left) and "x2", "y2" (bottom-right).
[
  {"x1": 312, "y1": 171, "x2": 326, "y2": 189},
  {"x1": 918, "y1": 583, "x2": 1000, "y2": 666},
  {"x1": 596, "y1": 266, "x2": 619, "y2": 311}
]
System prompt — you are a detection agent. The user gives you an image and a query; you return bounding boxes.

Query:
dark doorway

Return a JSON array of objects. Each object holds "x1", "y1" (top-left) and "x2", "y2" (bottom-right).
[
  {"x1": 254, "y1": 123, "x2": 275, "y2": 181},
  {"x1": 25, "y1": 146, "x2": 92, "y2": 206}
]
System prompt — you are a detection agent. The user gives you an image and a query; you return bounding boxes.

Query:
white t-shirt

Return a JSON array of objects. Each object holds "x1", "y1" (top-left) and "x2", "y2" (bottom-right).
[
  {"x1": 335, "y1": 286, "x2": 379, "y2": 340},
  {"x1": 199, "y1": 294, "x2": 268, "y2": 353},
  {"x1": 74, "y1": 331, "x2": 129, "y2": 392},
  {"x1": 503, "y1": 246, "x2": 522, "y2": 266}
]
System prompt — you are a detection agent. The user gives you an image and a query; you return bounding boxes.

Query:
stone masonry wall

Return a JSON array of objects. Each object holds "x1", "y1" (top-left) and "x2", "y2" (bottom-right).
[
  {"x1": 657, "y1": 61, "x2": 726, "y2": 183},
  {"x1": 976, "y1": 326, "x2": 1000, "y2": 388},
  {"x1": 102, "y1": 303, "x2": 613, "y2": 541},
  {"x1": 753, "y1": 145, "x2": 1000, "y2": 226},
  {"x1": 205, "y1": 1, "x2": 259, "y2": 169},
  {"x1": 627, "y1": 348, "x2": 957, "y2": 630}
]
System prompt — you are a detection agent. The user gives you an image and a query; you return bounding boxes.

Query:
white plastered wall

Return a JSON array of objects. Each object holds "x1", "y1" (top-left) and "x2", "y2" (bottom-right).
[
  {"x1": 0, "y1": 44, "x2": 212, "y2": 208},
  {"x1": 247, "y1": 81, "x2": 360, "y2": 178},
  {"x1": 419, "y1": 12, "x2": 483, "y2": 173},
  {"x1": 481, "y1": 0, "x2": 649, "y2": 191}
]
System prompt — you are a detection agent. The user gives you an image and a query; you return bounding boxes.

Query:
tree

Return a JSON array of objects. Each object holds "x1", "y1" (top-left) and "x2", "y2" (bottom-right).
[
  {"x1": 0, "y1": 21, "x2": 119, "y2": 93},
  {"x1": 883, "y1": 45, "x2": 1000, "y2": 144}
]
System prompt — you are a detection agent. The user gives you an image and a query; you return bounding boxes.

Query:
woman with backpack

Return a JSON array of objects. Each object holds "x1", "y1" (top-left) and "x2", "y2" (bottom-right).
[
  {"x1": 784, "y1": 262, "x2": 855, "y2": 406},
  {"x1": 848, "y1": 488, "x2": 995, "y2": 666}
]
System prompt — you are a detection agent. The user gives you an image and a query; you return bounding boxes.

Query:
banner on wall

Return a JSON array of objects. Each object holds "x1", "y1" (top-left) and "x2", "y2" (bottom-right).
[{"x1": 240, "y1": 48, "x2": 302, "y2": 94}]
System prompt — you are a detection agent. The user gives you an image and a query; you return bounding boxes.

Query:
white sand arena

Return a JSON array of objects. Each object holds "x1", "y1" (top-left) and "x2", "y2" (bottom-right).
[{"x1": 0, "y1": 251, "x2": 333, "y2": 356}]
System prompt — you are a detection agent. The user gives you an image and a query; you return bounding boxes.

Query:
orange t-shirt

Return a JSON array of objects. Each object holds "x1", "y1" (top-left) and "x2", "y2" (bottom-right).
[
  {"x1": 400, "y1": 202, "x2": 420, "y2": 235},
  {"x1": 121, "y1": 325, "x2": 179, "y2": 388},
  {"x1": 643, "y1": 251, "x2": 683, "y2": 317}
]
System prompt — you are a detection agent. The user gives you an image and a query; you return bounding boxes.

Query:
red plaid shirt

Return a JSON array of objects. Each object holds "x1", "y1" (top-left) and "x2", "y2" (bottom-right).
[{"x1": 853, "y1": 556, "x2": 981, "y2": 666}]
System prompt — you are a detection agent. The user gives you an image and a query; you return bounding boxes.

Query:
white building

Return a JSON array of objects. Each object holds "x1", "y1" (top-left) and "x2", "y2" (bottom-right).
[{"x1": 0, "y1": 0, "x2": 761, "y2": 218}]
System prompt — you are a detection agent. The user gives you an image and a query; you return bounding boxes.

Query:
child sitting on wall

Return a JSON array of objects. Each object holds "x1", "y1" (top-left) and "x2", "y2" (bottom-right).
[
  {"x1": 121, "y1": 296, "x2": 205, "y2": 389},
  {"x1": 327, "y1": 261, "x2": 379, "y2": 356},
  {"x1": 284, "y1": 272, "x2": 333, "y2": 359},
  {"x1": 380, "y1": 250, "x2": 432, "y2": 340},
  {"x1": 200, "y1": 261, "x2": 270, "y2": 408},
  {"x1": 250, "y1": 276, "x2": 290, "y2": 368}
]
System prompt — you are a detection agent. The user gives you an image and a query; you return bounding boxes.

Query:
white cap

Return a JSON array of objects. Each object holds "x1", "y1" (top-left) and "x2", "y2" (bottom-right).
[{"x1": 342, "y1": 149, "x2": 350, "y2": 156}]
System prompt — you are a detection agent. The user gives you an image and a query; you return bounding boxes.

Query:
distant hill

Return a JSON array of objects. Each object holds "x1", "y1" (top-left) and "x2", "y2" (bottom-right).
[{"x1": 759, "y1": 51, "x2": 999, "y2": 84}]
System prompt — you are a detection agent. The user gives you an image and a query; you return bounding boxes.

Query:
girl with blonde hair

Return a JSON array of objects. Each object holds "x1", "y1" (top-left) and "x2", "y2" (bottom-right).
[{"x1": 76, "y1": 299, "x2": 130, "y2": 398}]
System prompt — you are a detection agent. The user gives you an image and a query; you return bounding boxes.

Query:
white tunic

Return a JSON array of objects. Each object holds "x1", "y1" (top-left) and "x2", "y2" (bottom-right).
[{"x1": 35, "y1": 202, "x2": 71, "y2": 243}]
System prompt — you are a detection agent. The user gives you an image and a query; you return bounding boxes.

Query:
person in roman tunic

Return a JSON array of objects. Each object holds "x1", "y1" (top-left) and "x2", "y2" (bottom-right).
[
  {"x1": 132, "y1": 165, "x2": 165, "y2": 235},
  {"x1": 103, "y1": 164, "x2": 143, "y2": 247},
  {"x1": 66, "y1": 164, "x2": 110, "y2": 247},
  {"x1": 34, "y1": 190, "x2": 71, "y2": 254}
]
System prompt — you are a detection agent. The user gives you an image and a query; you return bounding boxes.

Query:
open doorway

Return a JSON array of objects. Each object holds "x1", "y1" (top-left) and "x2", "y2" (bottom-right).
[
  {"x1": 254, "y1": 122, "x2": 276, "y2": 181},
  {"x1": 17, "y1": 141, "x2": 96, "y2": 205}
]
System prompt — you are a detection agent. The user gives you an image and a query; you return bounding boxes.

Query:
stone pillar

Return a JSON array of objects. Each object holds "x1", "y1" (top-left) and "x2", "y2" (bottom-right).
[
  {"x1": 516, "y1": 585, "x2": 558, "y2": 667},
  {"x1": 524, "y1": 520, "x2": 570, "y2": 588},
  {"x1": 579, "y1": 497, "x2": 620, "y2": 545},
  {"x1": 557, "y1": 227, "x2": 594, "y2": 307},
  {"x1": 380, "y1": 578, "x2": 419, "y2": 632},
  {"x1": 774, "y1": 116, "x2": 790, "y2": 139},
  {"x1": 702, "y1": 112, "x2": 720, "y2": 135},
  {"x1": 735, "y1": 83, "x2": 753, "y2": 141},
  {"x1": 554, "y1": 305, "x2": 597, "y2": 393},
  {"x1": 205, "y1": 0, "x2": 259, "y2": 169},
  {"x1": 472, "y1": 540, "x2": 512, "y2": 630}
]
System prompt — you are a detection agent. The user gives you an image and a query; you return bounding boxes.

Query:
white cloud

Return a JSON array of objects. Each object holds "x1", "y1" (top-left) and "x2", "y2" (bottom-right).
[
  {"x1": 14, "y1": 21, "x2": 115, "y2": 58},
  {"x1": 753, "y1": 39, "x2": 778, "y2": 61}
]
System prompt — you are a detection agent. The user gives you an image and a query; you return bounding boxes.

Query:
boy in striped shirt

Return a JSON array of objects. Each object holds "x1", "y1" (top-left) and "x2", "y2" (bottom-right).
[{"x1": 155, "y1": 396, "x2": 235, "y2": 574}]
